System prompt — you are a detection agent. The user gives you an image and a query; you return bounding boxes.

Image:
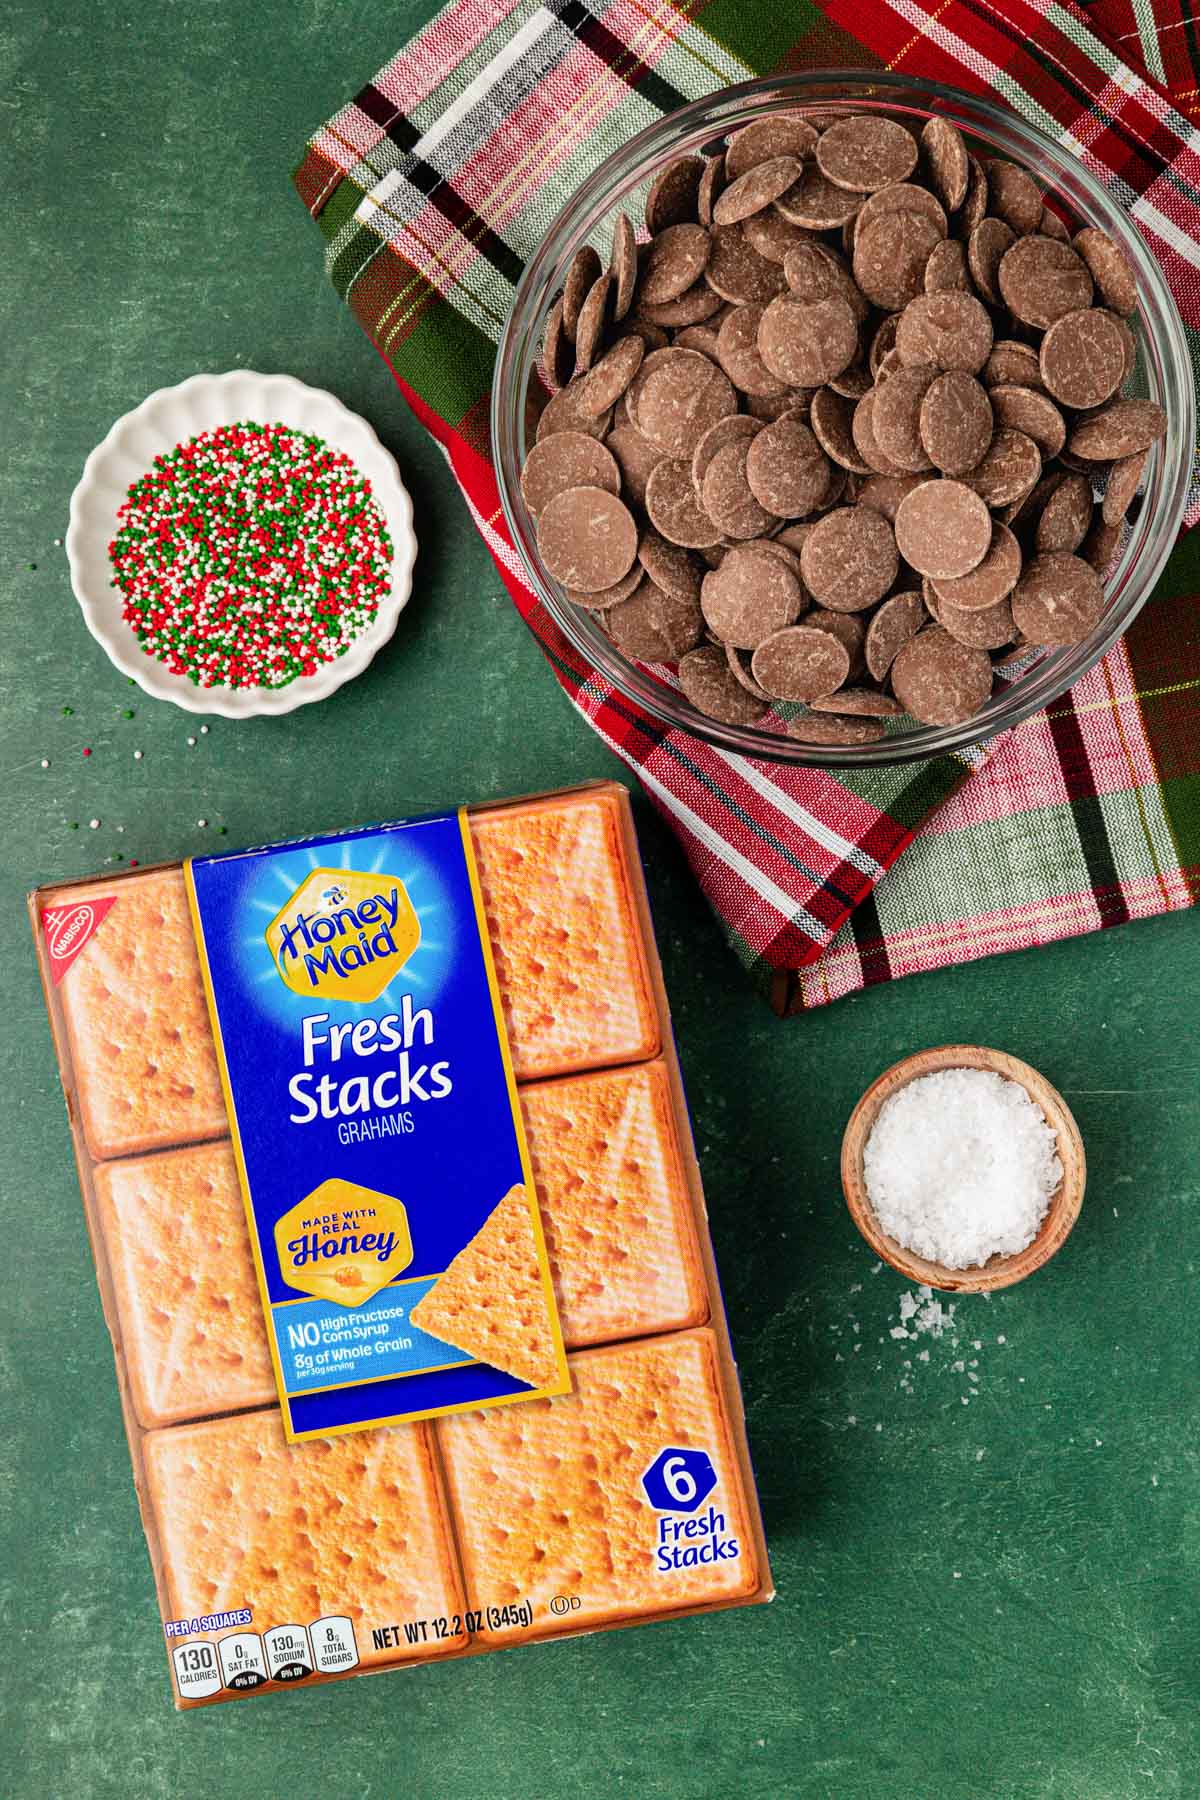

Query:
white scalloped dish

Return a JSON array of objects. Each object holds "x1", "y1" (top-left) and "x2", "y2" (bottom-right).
[{"x1": 66, "y1": 371, "x2": 417, "y2": 718}]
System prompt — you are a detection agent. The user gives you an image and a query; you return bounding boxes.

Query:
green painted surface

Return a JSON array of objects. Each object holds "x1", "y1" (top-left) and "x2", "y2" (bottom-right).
[{"x1": 1, "y1": 7, "x2": 1197, "y2": 1797}]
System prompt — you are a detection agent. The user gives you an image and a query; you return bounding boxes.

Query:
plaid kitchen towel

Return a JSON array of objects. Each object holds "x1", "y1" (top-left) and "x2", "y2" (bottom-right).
[{"x1": 294, "y1": 0, "x2": 1200, "y2": 1010}]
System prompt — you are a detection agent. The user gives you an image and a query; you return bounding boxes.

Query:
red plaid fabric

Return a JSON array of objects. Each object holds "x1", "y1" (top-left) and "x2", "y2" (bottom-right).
[{"x1": 295, "y1": 0, "x2": 1200, "y2": 1008}]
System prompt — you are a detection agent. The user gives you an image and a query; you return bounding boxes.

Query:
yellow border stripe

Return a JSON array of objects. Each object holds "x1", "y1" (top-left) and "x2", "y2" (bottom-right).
[
  {"x1": 456, "y1": 806, "x2": 572, "y2": 1402},
  {"x1": 184, "y1": 856, "x2": 296, "y2": 1442}
]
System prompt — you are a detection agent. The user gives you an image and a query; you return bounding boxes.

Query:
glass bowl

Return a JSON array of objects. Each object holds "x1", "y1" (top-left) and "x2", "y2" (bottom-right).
[{"x1": 492, "y1": 71, "x2": 1194, "y2": 767}]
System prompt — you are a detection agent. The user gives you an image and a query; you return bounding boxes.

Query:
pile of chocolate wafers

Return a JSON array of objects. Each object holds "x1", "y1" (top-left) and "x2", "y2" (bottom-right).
[{"x1": 520, "y1": 110, "x2": 1167, "y2": 745}]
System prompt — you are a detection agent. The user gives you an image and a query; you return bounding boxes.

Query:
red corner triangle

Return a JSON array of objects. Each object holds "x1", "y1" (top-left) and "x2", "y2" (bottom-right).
[{"x1": 41, "y1": 894, "x2": 117, "y2": 986}]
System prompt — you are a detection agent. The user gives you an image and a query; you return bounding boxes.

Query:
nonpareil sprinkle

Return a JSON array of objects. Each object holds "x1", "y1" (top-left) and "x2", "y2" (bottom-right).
[
  {"x1": 864, "y1": 1068, "x2": 1062, "y2": 1269},
  {"x1": 107, "y1": 421, "x2": 392, "y2": 690}
]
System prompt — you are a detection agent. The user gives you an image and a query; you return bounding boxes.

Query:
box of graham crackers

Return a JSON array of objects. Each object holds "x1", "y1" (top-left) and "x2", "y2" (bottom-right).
[{"x1": 31, "y1": 781, "x2": 771, "y2": 1708}]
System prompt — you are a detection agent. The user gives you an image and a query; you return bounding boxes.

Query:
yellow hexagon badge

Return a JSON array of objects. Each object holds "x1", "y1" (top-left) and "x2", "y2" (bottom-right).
[
  {"x1": 266, "y1": 868, "x2": 420, "y2": 1003},
  {"x1": 275, "y1": 1179, "x2": 413, "y2": 1307}
]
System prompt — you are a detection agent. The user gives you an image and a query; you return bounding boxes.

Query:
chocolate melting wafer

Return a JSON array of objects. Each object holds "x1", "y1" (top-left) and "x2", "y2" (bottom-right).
[{"x1": 525, "y1": 106, "x2": 1166, "y2": 736}]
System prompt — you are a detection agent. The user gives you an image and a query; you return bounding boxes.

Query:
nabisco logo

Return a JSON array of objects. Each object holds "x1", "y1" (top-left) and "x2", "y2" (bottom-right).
[
  {"x1": 47, "y1": 903, "x2": 94, "y2": 958},
  {"x1": 42, "y1": 895, "x2": 117, "y2": 985}
]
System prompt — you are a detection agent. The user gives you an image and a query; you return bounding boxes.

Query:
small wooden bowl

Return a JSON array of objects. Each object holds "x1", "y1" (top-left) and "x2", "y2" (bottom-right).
[{"x1": 841, "y1": 1044, "x2": 1086, "y2": 1294}]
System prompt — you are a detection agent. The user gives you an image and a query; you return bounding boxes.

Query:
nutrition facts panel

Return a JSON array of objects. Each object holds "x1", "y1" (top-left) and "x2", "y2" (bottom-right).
[{"x1": 170, "y1": 1617, "x2": 358, "y2": 1697}]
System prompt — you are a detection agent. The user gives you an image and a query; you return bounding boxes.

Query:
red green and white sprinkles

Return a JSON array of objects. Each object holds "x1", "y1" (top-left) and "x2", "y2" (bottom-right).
[{"x1": 107, "y1": 421, "x2": 392, "y2": 689}]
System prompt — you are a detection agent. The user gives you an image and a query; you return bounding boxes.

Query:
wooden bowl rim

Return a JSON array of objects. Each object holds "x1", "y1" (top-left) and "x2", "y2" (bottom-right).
[{"x1": 840, "y1": 1044, "x2": 1086, "y2": 1294}]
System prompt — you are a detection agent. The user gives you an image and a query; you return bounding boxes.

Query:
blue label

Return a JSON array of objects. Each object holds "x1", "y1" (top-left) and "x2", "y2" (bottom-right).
[{"x1": 186, "y1": 810, "x2": 569, "y2": 1440}]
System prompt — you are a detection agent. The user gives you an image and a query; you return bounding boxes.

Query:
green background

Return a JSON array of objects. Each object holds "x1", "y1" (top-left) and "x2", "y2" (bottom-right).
[{"x1": 2, "y1": 7, "x2": 1196, "y2": 1797}]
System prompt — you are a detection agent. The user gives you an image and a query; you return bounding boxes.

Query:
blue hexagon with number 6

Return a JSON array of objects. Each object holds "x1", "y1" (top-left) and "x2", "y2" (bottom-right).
[{"x1": 641, "y1": 1446, "x2": 717, "y2": 1513}]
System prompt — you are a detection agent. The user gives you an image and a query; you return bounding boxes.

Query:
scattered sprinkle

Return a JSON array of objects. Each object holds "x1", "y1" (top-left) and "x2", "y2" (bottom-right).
[
  {"x1": 129, "y1": 859, "x2": 139, "y2": 867},
  {"x1": 133, "y1": 749, "x2": 143, "y2": 760},
  {"x1": 187, "y1": 736, "x2": 197, "y2": 747},
  {"x1": 200, "y1": 724, "x2": 209, "y2": 734},
  {"x1": 69, "y1": 821, "x2": 78, "y2": 830},
  {"x1": 89, "y1": 818, "x2": 100, "y2": 829},
  {"x1": 122, "y1": 708, "x2": 135, "y2": 719},
  {"x1": 40, "y1": 758, "x2": 49, "y2": 769},
  {"x1": 61, "y1": 706, "x2": 73, "y2": 715},
  {"x1": 197, "y1": 818, "x2": 208, "y2": 828},
  {"x1": 82, "y1": 746, "x2": 91, "y2": 757}
]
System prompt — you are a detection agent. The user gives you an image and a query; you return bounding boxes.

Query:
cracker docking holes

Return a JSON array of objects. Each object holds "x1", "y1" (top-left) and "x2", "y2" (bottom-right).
[{"x1": 32, "y1": 784, "x2": 771, "y2": 1707}]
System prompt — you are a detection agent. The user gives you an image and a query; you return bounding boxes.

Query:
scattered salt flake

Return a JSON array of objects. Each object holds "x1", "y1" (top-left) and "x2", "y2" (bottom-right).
[
  {"x1": 874, "y1": 1423, "x2": 883, "y2": 1432},
  {"x1": 975, "y1": 1449, "x2": 985, "y2": 1461},
  {"x1": 953, "y1": 1571, "x2": 962, "y2": 1579},
  {"x1": 961, "y1": 1396, "x2": 970, "y2": 1405},
  {"x1": 972, "y1": 1340, "x2": 982, "y2": 1350},
  {"x1": 899, "y1": 1293, "x2": 919, "y2": 1323},
  {"x1": 997, "y1": 1335, "x2": 1006, "y2": 1345},
  {"x1": 864, "y1": 1068, "x2": 1061, "y2": 1268},
  {"x1": 917, "y1": 1350, "x2": 930, "y2": 1363},
  {"x1": 967, "y1": 1371, "x2": 979, "y2": 1384},
  {"x1": 951, "y1": 1360, "x2": 965, "y2": 1374},
  {"x1": 834, "y1": 1354, "x2": 844, "y2": 1363},
  {"x1": 849, "y1": 1284, "x2": 862, "y2": 1295},
  {"x1": 870, "y1": 1262, "x2": 882, "y2": 1275},
  {"x1": 847, "y1": 1415, "x2": 857, "y2": 1426},
  {"x1": 1095, "y1": 1439, "x2": 1103, "y2": 1448},
  {"x1": 890, "y1": 1326, "x2": 911, "y2": 1340},
  {"x1": 853, "y1": 1344, "x2": 862, "y2": 1353},
  {"x1": 1151, "y1": 1474, "x2": 1158, "y2": 1488}
]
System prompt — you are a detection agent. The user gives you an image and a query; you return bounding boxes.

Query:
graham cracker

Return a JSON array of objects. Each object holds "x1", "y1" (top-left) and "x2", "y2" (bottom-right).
[
  {"x1": 143, "y1": 1408, "x2": 468, "y2": 1690},
  {"x1": 470, "y1": 791, "x2": 660, "y2": 1080},
  {"x1": 53, "y1": 869, "x2": 226, "y2": 1160},
  {"x1": 410, "y1": 1184, "x2": 562, "y2": 1389},
  {"x1": 90, "y1": 1063, "x2": 705, "y2": 1423},
  {"x1": 520, "y1": 1060, "x2": 708, "y2": 1347},
  {"x1": 436, "y1": 1328, "x2": 760, "y2": 1643},
  {"x1": 93, "y1": 1142, "x2": 276, "y2": 1429}
]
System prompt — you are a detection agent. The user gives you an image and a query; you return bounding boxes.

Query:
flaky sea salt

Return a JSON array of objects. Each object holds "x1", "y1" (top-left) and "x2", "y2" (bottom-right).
[{"x1": 864, "y1": 1068, "x2": 1062, "y2": 1269}]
